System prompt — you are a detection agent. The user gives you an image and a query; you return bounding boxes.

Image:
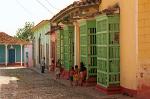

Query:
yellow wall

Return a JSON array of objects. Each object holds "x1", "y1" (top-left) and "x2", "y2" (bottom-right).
[
  {"x1": 138, "y1": 0, "x2": 150, "y2": 61},
  {"x1": 138, "y1": 0, "x2": 150, "y2": 87},
  {"x1": 99, "y1": 0, "x2": 119, "y2": 11},
  {"x1": 120, "y1": 0, "x2": 137, "y2": 90},
  {"x1": 100, "y1": 0, "x2": 138, "y2": 90}
]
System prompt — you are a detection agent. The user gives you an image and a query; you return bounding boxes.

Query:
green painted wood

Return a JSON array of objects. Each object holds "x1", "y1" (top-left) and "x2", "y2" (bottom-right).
[
  {"x1": 96, "y1": 14, "x2": 120, "y2": 88},
  {"x1": 57, "y1": 30, "x2": 64, "y2": 65},
  {"x1": 63, "y1": 25, "x2": 74, "y2": 70},
  {"x1": 80, "y1": 19, "x2": 97, "y2": 78}
]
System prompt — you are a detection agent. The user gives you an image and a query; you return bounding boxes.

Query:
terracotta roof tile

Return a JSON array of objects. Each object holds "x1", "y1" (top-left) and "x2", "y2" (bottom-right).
[
  {"x1": 50, "y1": 0, "x2": 101, "y2": 22},
  {"x1": 0, "y1": 32, "x2": 29, "y2": 45}
]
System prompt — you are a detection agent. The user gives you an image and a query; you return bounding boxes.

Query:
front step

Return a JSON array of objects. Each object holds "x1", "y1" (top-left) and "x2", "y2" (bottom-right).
[
  {"x1": 82, "y1": 76, "x2": 97, "y2": 87},
  {"x1": 96, "y1": 84, "x2": 121, "y2": 95}
]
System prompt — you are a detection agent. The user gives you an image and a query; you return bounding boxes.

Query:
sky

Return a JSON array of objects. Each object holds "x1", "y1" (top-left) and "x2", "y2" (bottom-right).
[{"x1": 0, "y1": 0, "x2": 76, "y2": 36}]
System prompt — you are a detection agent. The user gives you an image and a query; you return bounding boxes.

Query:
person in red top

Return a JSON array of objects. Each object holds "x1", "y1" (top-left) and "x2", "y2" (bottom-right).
[
  {"x1": 69, "y1": 67, "x2": 74, "y2": 86},
  {"x1": 74, "y1": 65, "x2": 79, "y2": 86}
]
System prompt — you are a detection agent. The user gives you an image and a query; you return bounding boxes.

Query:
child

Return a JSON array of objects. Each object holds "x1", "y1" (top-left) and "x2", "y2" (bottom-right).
[
  {"x1": 79, "y1": 62, "x2": 87, "y2": 86},
  {"x1": 55, "y1": 66, "x2": 60, "y2": 79},
  {"x1": 50, "y1": 59, "x2": 55, "y2": 71},
  {"x1": 79, "y1": 70, "x2": 84, "y2": 86},
  {"x1": 69, "y1": 67, "x2": 74, "y2": 86},
  {"x1": 74, "y1": 65, "x2": 79, "y2": 86},
  {"x1": 41, "y1": 57, "x2": 45, "y2": 73},
  {"x1": 80, "y1": 67, "x2": 87, "y2": 86}
]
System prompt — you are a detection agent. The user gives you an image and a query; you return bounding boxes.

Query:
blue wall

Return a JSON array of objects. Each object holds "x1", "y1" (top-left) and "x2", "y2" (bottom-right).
[
  {"x1": 15, "y1": 45, "x2": 21, "y2": 62},
  {"x1": 0, "y1": 45, "x2": 24, "y2": 64},
  {"x1": 14, "y1": 45, "x2": 24, "y2": 62},
  {"x1": 0, "y1": 45, "x2": 5, "y2": 63},
  {"x1": 8, "y1": 45, "x2": 24, "y2": 63}
]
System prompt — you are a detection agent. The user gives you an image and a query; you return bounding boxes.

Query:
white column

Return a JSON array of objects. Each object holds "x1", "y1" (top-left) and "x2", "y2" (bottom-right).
[
  {"x1": 21, "y1": 44, "x2": 23, "y2": 66},
  {"x1": 74, "y1": 22, "x2": 77, "y2": 66},
  {"x1": 73, "y1": 21, "x2": 80, "y2": 67},
  {"x1": 5, "y1": 44, "x2": 8, "y2": 66}
]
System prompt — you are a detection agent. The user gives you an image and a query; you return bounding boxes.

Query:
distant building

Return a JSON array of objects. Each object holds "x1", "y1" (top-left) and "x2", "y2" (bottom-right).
[
  {"x1": 24, "y1": 44, "x2": 33, "y2": 67},
  {"x1": 0, "y1": 32, "x2": 28, "y2": 66},
  {"x1": 32, "y1": 20, "x2": 50, "y2": 69}
]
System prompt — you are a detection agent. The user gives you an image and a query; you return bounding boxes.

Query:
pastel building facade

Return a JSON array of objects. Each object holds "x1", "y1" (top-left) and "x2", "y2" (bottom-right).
[
  {"x1": 98, "y1": 0, "x2": 137, "y2": 95},
  {"x1": 31, "y1": 0, "x2": 150, "y2": 97},
  {"x1": 24, "y1": 44, "x2": 33, "y2": 67},
  {"x1": 49, "y1": 0, "x2": 100, "y2": 80},
  {"x1": 99, "y1": 0, "x2": 150, "y2": 97},
  {"x1": 0, "y1": 32, "x2": 28, "y2": 66},
  {"x1": 32, "y1": 20, "x2": 51, "y2": 68}
]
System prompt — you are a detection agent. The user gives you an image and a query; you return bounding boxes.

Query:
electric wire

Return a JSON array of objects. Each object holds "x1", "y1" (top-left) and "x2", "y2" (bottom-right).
[
  {"x1": 35, "y1": 0, "x2": 54, "y2": 14},
  {"x1": 15, "y1": 0, "x2": 33, "y2": 16},
  {"x1": 44, "y1": 0, "x2": 60, "y2": 10}
]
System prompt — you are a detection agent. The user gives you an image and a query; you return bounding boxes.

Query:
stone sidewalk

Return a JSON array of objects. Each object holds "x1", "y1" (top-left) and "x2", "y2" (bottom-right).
[
  {"x1": 30, "y1": 67, "x2": 134, "y2": 99},
  {"x1": 0, "y1": 67, "x2": 96, "y2": 99}
]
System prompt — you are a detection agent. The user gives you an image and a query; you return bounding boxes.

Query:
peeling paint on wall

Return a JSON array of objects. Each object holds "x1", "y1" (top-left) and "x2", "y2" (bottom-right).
[{"x1": 137, "y1": 62, "x2": 150, "y2": 99}]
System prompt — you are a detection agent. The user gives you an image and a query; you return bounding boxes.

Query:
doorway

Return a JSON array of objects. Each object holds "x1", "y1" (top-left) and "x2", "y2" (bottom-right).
[{"x1": 9, "y1": 49, "x2": 15, "y2": 63}]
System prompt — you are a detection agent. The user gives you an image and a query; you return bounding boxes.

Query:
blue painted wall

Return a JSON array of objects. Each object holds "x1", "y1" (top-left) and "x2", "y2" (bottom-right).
[
  {"x1": 14, "y1": 45, "x2": 24, "y2": 62},
  {"x1": 23, "y1": 46, "x2": 24, "y2": 61},
  {"x1": 0, "y1": 45, "x2": 24, "y2": 64},
  {"x1": 15, "y1": 45, "x2": 21, "y2": 62},
  {"x1": 0, "y1": 45, "x2": 5, "y2": 63}
]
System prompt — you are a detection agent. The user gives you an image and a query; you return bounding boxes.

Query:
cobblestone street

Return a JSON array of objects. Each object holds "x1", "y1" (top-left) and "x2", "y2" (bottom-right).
[{"x1": 0, "y1": 67, "x2": 133, "y2": 99}]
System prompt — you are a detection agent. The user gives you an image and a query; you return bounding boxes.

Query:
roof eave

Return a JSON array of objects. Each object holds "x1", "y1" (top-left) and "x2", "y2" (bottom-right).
[
  {"x1": 50, "y1": 1, "x2": 101, "y2": 23},
  {"x1": 31, "y1": 20, "x2": 50, "y2": 32}
]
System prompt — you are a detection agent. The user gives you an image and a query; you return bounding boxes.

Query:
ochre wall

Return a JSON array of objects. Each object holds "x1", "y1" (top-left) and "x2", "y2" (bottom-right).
[
  {"x1": 138, "y1": 0, "x2": 150, "y2": 61},
  {"x1": 138, "y1": 0, "x2": 150, "y2": 97},
  {"x1": 120, "y1": 0, "x2": 137, "y2": 91},
  {"x1": 99, "y1": 0, "x2": 119, "y2": 11},
  {"x1": 99, "y1": 0, "x2": 138, "y2": 91}
]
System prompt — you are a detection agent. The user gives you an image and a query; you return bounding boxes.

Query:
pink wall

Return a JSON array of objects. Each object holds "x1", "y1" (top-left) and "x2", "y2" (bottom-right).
[{"x1": 24, "y1": 44, "x2": 33, "y2": 67}]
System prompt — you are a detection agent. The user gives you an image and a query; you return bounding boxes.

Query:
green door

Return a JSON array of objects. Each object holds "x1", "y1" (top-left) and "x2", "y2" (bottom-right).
[
  {"x1": 57, "y1": 29, "x2": 64, "y2": 65},
  {"x1": 96, "y1": 14, "x2": 120, "y2": 88},
  {"x1": 80, "y1": 19, "x2": 97, "y2": 78},
  {"x1": 63, "y1": 25, "x2": 74, "y2": 70}
]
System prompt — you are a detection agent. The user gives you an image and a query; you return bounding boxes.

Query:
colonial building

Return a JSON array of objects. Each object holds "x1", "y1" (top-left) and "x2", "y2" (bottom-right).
[
  {"x1": 96, "y1": 0, "x2": 150, "y2": 97},
  {"x1": 32, "y1": 20, "x2": 50, "y2": 69},
  {"x1": 33, "y1": 0, "x2": 150, "y2": 98},
  {"x1": 49, "y1": 0, "x2": 100, "y2": 81},
  {"x1": 0, "y1": 32, "x2": 28, "y2": 66}
]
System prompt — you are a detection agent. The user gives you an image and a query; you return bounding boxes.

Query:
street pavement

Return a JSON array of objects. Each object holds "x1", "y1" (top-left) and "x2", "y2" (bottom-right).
[{"x1": 0, "y1": 67, "x2": 134, "y2": 99}]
